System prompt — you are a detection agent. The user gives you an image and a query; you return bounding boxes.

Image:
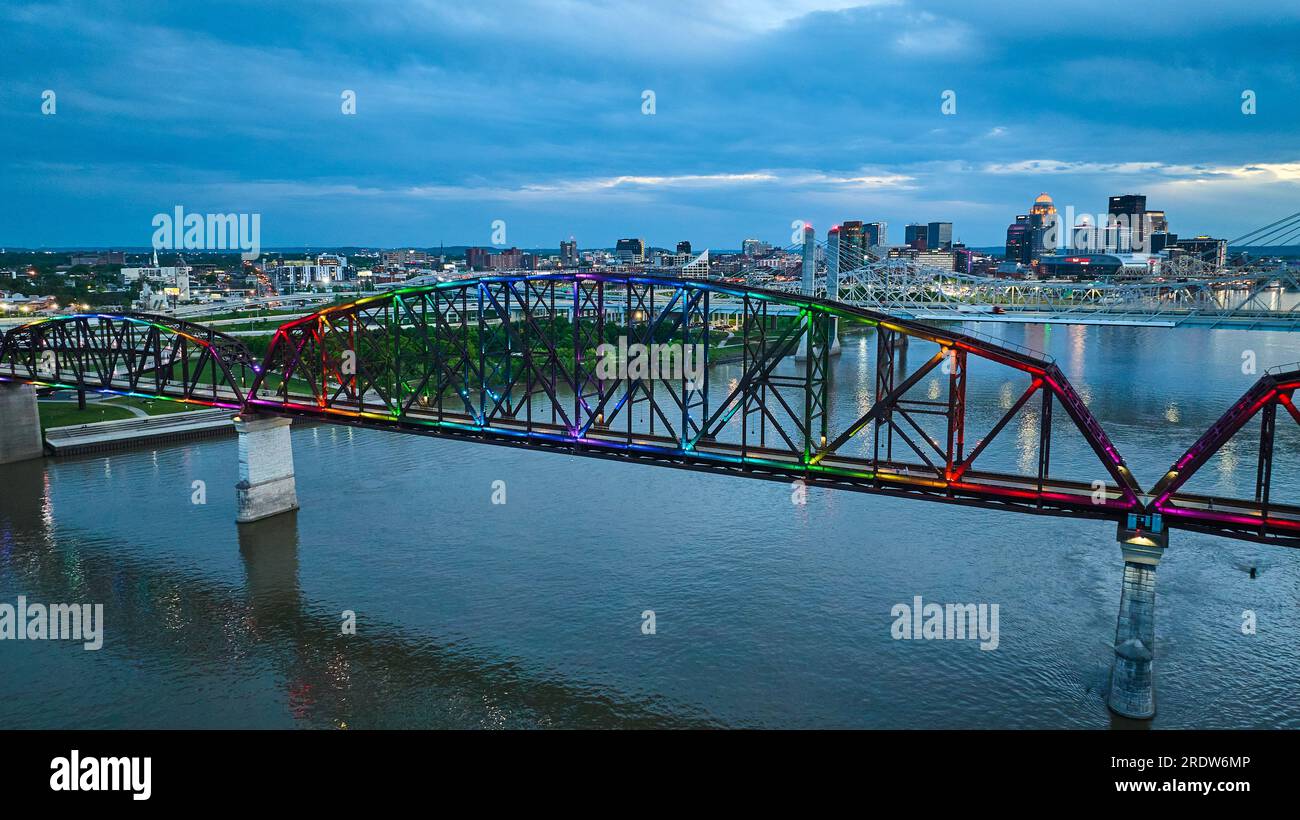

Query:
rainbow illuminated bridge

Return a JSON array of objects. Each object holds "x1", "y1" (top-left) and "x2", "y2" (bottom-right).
[
  {"x1": 1, "y1": 272, "x2": 1295, "y2": 549},
  {"x1": 7, "y1": 272, "x2": 1300, "y2": 719}
]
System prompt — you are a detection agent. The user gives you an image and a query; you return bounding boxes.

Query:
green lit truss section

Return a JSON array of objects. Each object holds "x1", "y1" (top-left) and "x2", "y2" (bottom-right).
[
  {"x1": 0, "y1": 312, "x2": 258, "y2": 409},
  {"x1": 245, "y1": 273, "x2": 1144, "y2": 519}
]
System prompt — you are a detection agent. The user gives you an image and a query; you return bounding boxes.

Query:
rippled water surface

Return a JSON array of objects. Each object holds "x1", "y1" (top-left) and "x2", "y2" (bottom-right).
[{"x1": 2, "y1": 321, "x2": 1299, "y2": 728}]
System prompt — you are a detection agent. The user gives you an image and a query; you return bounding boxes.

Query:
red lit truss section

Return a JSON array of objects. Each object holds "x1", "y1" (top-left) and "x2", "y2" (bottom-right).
[{"x1": 1149, "y1": 364, "x2": 1300, "y2": 547}]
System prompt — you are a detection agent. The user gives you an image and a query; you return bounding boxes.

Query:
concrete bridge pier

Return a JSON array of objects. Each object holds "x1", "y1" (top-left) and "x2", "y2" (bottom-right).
[
  {"x1": 1107, "y1": 515, "x2": 1166, "y2": 719},
  {"x1": 824, "y1": 318, "x2": 843, "y2": 357},
  {"x1": 0, "y1": 382, "x2": 44, "y2": 464},
  {"x1": 234, "y1": 413, "x2": 299, "y2": 524}
]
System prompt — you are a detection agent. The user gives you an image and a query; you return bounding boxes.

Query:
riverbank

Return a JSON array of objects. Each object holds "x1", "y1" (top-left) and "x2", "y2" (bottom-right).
[{"x1": 43, "y1": 408, "x2": 236, "y2": 456}]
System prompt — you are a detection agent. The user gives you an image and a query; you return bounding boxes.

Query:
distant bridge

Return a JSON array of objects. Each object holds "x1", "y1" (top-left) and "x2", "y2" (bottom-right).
[
  {"x1": 826, "y1": 260, "x2": 1300, "y2": 330},
  {"x1": 742, "y1": 211, "x2": 1300, "y2": 330}
]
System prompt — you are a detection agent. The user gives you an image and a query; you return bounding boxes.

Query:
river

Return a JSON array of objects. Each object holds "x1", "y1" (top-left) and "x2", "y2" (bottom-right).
[{"x1": 2, "y1": 321, "x2": 1298, "y2": 728}]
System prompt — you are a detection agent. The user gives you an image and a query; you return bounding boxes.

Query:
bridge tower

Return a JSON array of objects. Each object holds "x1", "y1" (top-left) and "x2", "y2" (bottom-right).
[
  {"x1": 234, "y1": 414, "x2": 299, "y2": 524},
  {"x1": 0, "y1": 383, "x2": 44, "y2": 464},
  {"x1": 1107, "y1": 514, "x2": 1166, "y2": 719},
  {"x1": 795, "y1": 222, "x2": 840, "y2": 359},
  {"x1": 800, "y1": 221, "x2": 815, "y2": 294},
  {"x1": 824, "y1": 225, "x2": 842, "y2": 357}
]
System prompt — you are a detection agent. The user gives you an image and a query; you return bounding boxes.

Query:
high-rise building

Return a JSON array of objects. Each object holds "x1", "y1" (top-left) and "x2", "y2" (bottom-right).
[
  {"x1": 487, "y1": 247, "x2": 524, "y2": 270},
  {"x1": 1176, "y1": 236, "x2": 1228, "y2": 268},
  {"x1": 1151, "y1": 232, "x2": 1178, "y2": 254},
  {"x1": 1108, "y1": 194, "x2": 1147, "y2": 217},
  {"x1": 905, "y1": 224, "x2": 928, "y2": 251},
  {"x1": 927, "y1": 221, "x2": 953, "y2": 251},
  {"x1": 1027, "y1": 193, "x2": 1058, "y2": 258},
  {"x1": 560, "y1": 239, "x2": 579, "y2": 267},
  {"x1": 382, "y1": 249, "x2": 429, "y2": 266},
  {"x1": 840, "y1": 221, "x2": 863, "y2": 245},
  {"x1": 465, "y1": 247, "x2": 491, "y2": 271},
  {"x1": 838, "y1": 221, "x2": 865, "y2": 265},
  {"x1": 952, "y1": 247, "x2": 975, "y2": 274},
  {"x1": 1005, "y1": 216, "x2": 1031, "y2": 266},
  {"x1": 615, "y1": 238, "x2": 646, "y2": 263},
  {"x1": 833, "y1": 220, "x2": 886, "y2": 265},
  {"x1": 1108, "y1": 194, "x2": 1153, "y2": 249},
  {"x1": 676, "y1": 240, "x2": 692, "y2": 256},
  {"x1": 680, "y1": 250, "x2": 710, "y2": 279},
  {"x1": 741, "y1": 238, "x2": 770, "y2": 257}
]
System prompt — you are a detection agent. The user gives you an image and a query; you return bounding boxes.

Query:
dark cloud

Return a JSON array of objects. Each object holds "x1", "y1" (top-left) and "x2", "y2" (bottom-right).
[{"x1": 1, "y1": 0, "x2": 1297, "y2": 248}]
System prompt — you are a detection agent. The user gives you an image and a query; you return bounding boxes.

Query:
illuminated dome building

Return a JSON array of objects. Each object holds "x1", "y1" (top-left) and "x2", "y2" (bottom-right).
[
  {"x1": 1005, "y1": 193, "x2": 1060, "y2": 266},
  {"x1": 1028, "y1": 193, "x2": 1058, "y2": 259},
  {"x1": 1031, "y1": 192, "x2": 1056, "y2": 217}
]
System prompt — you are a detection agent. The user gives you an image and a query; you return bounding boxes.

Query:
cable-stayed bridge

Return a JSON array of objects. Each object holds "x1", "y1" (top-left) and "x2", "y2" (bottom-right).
[{"x1": 748, "y1": 211, "x2": 1300, "y2": 330}]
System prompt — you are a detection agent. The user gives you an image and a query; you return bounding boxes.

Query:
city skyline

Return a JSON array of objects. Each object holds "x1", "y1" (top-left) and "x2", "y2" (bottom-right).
[
  {"x1": 0, "y1": 186, "x2": 1267, "y2": 255},
  {"x1": 2, "y1": 1, "x2": 1298, "y2": 248}
]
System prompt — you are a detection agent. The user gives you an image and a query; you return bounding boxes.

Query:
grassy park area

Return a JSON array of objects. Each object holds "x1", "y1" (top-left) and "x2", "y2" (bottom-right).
[
  {"x1": 104, "y1": 396, "x2": 202, "y2": 415},
  {"x1": 37, "y1": 396, "x2": 204, "y2": 431},
  {"x1": 37, "y1": 402, "x2": 136, "y2": 430}
]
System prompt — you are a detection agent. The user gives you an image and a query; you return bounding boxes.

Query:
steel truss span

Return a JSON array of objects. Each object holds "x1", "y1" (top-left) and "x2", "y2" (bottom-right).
[
  {"x1": 246, "y1": 273, "x2": 1144, "y2": 521},
  {"x1": 3, "y1": 275, "x2": 1299, "y2": 548},
  {"x1": 0, "y1": 312, "x2": 258, "y2": 408}
]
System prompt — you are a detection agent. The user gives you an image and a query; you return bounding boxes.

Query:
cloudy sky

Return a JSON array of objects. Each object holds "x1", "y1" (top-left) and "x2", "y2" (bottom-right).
[{"x1": 1, "y1": 0, "x2": 1298, "y2": 249}]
